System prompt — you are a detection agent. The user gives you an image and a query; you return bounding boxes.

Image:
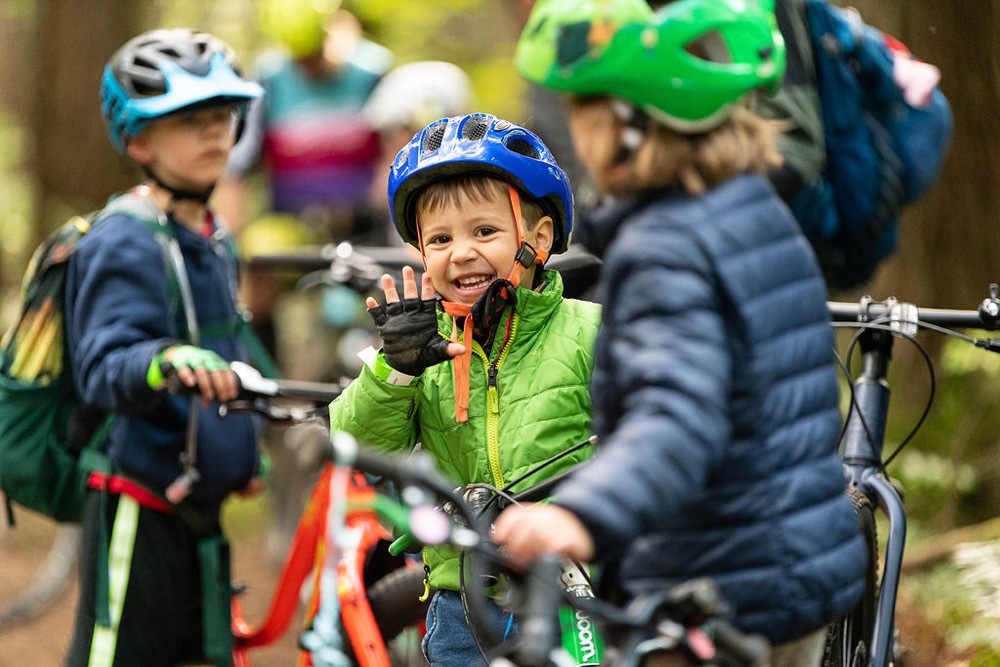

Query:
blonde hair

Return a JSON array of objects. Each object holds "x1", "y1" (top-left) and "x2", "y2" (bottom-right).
[
  {"x1": 414, "y1": 174, "x2": 546, "y2": 229},
  {"x1": 567, "y1": 96, "x2": 783, "y2": 197}
]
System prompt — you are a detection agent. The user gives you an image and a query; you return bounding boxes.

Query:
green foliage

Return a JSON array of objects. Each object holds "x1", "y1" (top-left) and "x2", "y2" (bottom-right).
[
  {"x1": 156, "y1": 0, "x2": 259, "y2": 59},
  {"x1": 0, "y1": 113, "x2": 35, "y2": 309},
  {"x1": 848, "y1": 331, "x2": 1000, "y2": 527},
  {"x1": 903, "y1": 552, "x2": 1000, "y2": 661}
]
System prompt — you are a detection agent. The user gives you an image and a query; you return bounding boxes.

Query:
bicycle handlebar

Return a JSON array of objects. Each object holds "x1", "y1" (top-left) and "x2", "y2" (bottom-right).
[
  {"x1": 245, "y1": 242, "x2": 422, "y2": 273},
  {"x1": 828, "y1": 284, "x2": 1000, "y2": 331},
  {"x1": 211, "y1": 362, "x2": 344, "y2": 422},
  {"x1": 516, "y1": 555, "x2": 566, "y2": 667},
  {"x1": 324, "y1": 431, "x2": 769, "y2": 666}
]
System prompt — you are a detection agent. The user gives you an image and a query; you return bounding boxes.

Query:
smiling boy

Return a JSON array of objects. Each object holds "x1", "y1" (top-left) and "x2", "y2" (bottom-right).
[{"x1": 328, "y1": 113, "x2": 601, "y2": 666}]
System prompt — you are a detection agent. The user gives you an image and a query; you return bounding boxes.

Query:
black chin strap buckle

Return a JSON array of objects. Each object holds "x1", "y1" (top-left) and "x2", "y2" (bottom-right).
[{"x1": 514, "y1": 242, "x2": 538, "y2": 269}]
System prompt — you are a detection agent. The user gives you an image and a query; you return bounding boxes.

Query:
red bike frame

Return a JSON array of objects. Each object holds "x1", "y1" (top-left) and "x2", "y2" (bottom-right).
[{"x1": 231, "y1": 464, "x2": 412, "y2": 667}]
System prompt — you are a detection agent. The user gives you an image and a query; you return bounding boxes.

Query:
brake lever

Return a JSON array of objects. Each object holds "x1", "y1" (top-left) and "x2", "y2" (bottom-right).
[{"x1": 230, "y1": 360, "x2": 279, "y2": 398}]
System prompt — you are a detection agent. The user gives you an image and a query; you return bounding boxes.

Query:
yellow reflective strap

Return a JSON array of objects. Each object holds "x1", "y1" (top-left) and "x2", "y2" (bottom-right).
[{"x1": 89, "y1": 495, "x2": 140, "y2": 667}]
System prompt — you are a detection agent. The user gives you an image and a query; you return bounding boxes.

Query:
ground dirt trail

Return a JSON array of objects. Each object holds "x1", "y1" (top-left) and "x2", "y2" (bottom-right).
[{"x1": 0, "y1": 506, "x2": 300, "y2": 666}]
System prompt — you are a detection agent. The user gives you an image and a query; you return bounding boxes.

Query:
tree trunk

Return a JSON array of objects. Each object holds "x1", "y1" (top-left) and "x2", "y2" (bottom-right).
[{"x1": 28, "y1": 0, "x2": 144, "y2": 247}]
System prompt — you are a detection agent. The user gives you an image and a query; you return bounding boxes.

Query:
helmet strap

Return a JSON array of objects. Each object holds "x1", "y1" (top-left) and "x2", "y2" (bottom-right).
[
  {"x1": 504, "y1": 185, "x2": 548, "y2": 288},
  {"x1": 610, "y1": 100, "x2": 650, "y2": 165},
  {"x1": 142, "y1": 167, "x2": 216, "y2": 206}
]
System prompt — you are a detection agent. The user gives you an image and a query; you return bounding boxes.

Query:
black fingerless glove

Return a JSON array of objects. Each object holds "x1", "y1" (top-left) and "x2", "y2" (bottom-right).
[{"x1": 368, "y1": 296, "x2": 452, "y2": 376}]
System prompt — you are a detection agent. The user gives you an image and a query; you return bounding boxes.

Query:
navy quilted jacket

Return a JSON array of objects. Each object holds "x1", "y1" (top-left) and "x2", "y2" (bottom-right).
[
  {"x1": 66, "y1": 202, "x2": 260, "y2": 522},
  {"x1": 555, "y1": 174, "x2": 866, "y2": 644}
]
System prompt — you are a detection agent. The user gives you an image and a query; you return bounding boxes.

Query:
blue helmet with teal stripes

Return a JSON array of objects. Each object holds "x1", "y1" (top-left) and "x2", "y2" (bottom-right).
[{"x1": 100, "y1": 28, "x2": 263, "y2": 154}]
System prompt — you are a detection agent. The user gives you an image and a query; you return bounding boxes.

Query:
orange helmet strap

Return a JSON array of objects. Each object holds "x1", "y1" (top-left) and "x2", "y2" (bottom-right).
[{"x1": 504, "y1": 185, "x2": 548, "y2": 287}]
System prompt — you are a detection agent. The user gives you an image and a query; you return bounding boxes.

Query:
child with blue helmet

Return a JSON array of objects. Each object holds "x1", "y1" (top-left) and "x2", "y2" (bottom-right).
[
  {"x1": 328, "y1": 113, "x2": 602, "y2": 665},
  {"x1": 65, "y1": 28, "x2": 264, "y2": 666}
]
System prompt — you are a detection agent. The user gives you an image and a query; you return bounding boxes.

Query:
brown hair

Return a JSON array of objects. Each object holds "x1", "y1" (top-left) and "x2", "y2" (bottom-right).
[
  {"x1": 414, "y1": 174, "x2": 546, "y2": 229},
  {"x1": 567, "y1": 96, "x2": 783, "y2": 197}
]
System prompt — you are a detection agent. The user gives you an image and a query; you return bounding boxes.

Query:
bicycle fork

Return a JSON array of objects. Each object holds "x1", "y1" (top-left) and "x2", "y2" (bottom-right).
[{"x1": 840, "y1": 328, "x2": 903, "y2": 667}]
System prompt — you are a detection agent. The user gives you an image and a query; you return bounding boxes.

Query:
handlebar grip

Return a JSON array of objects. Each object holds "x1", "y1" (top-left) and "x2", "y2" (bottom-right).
[
  {"x1": 348, "y1": 445, "x2": 409, "y2": 481},
  {"x1": 388, "y1": 531, "x2": 420, "y2": 556},
  {"x1": 517, "y1": 555, "x2": 567, "y2": 667},
  {"x1": 712, "y1": 620, "x2": 771, "y2": 667}
]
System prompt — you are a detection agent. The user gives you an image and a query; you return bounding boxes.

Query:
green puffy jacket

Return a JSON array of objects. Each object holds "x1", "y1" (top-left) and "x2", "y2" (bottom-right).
[{"x1": 329, "y1": 270, "x2": 601, "y2": 591}]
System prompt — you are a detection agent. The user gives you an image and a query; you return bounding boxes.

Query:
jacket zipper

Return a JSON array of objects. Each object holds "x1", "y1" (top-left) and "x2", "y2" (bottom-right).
[{"x1": 485, "y1": 313, "x2": 517, "y2": 489}]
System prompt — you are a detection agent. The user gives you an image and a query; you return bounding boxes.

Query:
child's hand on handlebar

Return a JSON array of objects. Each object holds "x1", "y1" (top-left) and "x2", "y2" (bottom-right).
[
  {"x1": 493, "y1": 503, "x2": 596, "y2": 567},
  {"x1": 366, "y1": 265, "x2": 465, "y2": 376},
  {"x1": 147, "y1": 344, "x2": 239, "y2": 405}
]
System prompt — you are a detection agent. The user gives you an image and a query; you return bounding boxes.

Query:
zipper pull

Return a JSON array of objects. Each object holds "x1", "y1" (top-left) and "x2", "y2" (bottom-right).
[
  {"x1": 419, "y1": 562, "x2": 432, "y2": 602},
  {"x1": 487, "y1": 365, "x2": 499, "y2": 414}
]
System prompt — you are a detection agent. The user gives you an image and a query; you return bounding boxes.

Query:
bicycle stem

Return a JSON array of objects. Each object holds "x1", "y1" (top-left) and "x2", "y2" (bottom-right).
[{"x1": 841, "y1": 328, "x2": 893, "y2": 469}]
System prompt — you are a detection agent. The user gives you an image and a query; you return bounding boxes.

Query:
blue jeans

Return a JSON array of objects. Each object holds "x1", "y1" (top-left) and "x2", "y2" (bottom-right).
[{"x1": 421, "y1": 590, "x2": 517, "y2": 667}]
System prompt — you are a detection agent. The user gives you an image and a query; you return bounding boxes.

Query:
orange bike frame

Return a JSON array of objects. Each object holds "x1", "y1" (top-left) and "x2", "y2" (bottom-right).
[{"x1": 231, "y1": 463, "x2": 395, "y2": 667}]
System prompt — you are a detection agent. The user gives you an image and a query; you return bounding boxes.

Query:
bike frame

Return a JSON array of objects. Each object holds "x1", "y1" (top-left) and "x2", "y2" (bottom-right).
[
  {"x1": 839, "y1": 323, "x2": 902, "y2": 667},
  {"x1": 231, "y1": 463, "x2": 405, "y2": 667}
]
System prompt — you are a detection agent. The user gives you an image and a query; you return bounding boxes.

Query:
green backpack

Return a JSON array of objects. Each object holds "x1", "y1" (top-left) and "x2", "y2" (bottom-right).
[{"x1": 0, "y1": 193, "x2": 185, "y2": 523}]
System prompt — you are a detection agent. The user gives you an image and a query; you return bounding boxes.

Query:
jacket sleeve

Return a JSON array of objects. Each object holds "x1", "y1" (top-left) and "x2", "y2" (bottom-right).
[
  {"x1": 553, "y1": 224, "x2": 733, "y2": 561},
  {"x1": 66, "y1": 215, "x2": 176, "y2": 413},
  {"x1": 328, "y1": 362, "x2": 421, "y2": 454}
]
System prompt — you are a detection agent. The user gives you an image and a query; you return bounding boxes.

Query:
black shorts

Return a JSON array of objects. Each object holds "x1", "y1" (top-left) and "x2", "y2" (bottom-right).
[{"x1": 65, "y1": 489, "x2": 210, "y2": 667}]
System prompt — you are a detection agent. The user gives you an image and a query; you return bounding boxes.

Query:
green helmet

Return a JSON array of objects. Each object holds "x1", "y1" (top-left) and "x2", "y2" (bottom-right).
[{"x1": 516, "y1": 0, "x2": 786, "y2": 131}]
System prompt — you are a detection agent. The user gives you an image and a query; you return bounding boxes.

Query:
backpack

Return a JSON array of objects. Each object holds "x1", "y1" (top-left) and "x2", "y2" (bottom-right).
[
  {"x1": 0, "y1": 193, "x2": 183, "y2": 523},
  {"x1": 791, "y1": 0, "x2": 953, "y2": 290}
]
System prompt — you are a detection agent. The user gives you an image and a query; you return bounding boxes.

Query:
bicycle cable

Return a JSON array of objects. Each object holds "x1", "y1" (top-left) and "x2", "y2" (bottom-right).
[{"x1": 832, "y1": 318, "x2": 939, "y2": 472}]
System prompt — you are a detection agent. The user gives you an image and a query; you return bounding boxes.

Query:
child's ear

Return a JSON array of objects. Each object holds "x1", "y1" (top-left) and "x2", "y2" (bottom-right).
[
  {"x1": 125, "y1": 135, "x2": 153, "y2": 165},
  {"x1": 532, "y1": 215, "x2": 555, "y2": 254}
]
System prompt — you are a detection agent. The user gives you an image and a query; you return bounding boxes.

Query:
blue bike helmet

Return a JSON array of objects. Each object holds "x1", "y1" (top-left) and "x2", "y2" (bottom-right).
[
  {"x1": 388, "y1": 113, "x2": 574, "y2": 255},
  {"x1": 101, "y1": 28, "x2": 263, "y2": 154}
]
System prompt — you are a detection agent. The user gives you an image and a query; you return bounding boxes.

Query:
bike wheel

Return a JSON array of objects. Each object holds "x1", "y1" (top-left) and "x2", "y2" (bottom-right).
[
  {"x1": 0, "y1": 520, "x2": 80, "y2": 630},
  {"x1": 823, "y1": 487, "x2": 878, "y2": 667},
  {"x1": 368, "y1": 564, "x2": 429, "y2": 641}
]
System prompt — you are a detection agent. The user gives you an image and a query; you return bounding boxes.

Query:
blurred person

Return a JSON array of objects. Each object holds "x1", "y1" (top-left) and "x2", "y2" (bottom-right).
[
  {"x1": 66, "y1": 28, "x2": 264, "y2": 666},
  {"x1": 217, "y1": 0, "x2": 391, "y2": 240},
  {"x1": 494, "y1": 1, "x2": 867, "y2": 665},
  {"x1": 214, "y1": 0, "x2": 393, "y2": 379},
  {"x1": 363, "y1": 60, "x2": 474, "y2": 244}
]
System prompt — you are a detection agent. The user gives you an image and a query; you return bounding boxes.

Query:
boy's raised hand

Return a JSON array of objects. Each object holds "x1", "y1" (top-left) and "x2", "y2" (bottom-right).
[{"x1": 366, "y1": 266, "x2": 465, "y2": 376}]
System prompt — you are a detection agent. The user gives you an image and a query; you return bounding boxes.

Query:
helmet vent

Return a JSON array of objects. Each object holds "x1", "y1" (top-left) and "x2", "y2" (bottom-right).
[
  {"x1": 685, "y1": 31, "x2": 732, "y2": 65},
  {"x1": 422, "y1": 120, "x2": 447, "y2": 152},
  {"x1": 461, "y1": 117, "x2": 490, "y2": 141},
  {"x1": 505, "y1": 136, "x2": 541, "y2": 160},
  {"x1": 556, "y1": 22, "x2": 591, "y2": 68}
]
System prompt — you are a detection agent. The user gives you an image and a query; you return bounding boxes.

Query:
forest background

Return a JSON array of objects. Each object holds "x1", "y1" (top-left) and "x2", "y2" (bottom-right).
[{"x1": 0, "y1": 0, "x2": 998, "y2": 663}]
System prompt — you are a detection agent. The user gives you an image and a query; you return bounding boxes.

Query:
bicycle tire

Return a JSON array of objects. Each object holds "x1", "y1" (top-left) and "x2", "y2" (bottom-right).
[
  {"x1": 367, "y1": 564, "x2": 429, "y2": 642},
  {"x1": 0, "y1": 523, "x2": 80, "y2": 629},
  {"x1": 823, "y1": 487, "x2": 878, "y2": 667}
]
